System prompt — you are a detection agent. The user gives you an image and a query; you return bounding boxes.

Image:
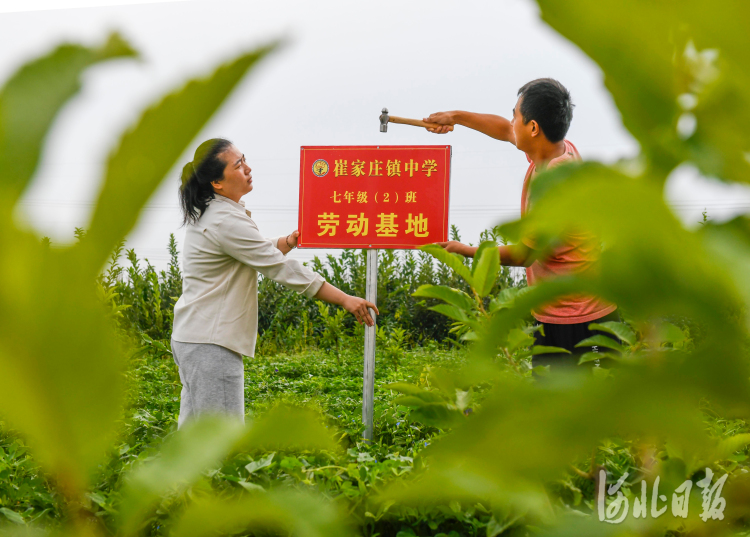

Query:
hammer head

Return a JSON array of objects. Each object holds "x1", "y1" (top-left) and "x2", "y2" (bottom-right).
[{"x1": 379, "y1": 107, "x2": 389, "y2": 133}]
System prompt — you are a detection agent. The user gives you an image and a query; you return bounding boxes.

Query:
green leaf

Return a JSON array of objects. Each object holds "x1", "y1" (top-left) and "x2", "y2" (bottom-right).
[
  {"x1": 655, "y1": 321, "x2": 687, "y2": 345},
  {"x1": 701, "y1": 217, "x2": 750, "y2": 317},
  {"x1": 575, "y1": 335, "x2": 624, "y2": 353},
  {"x1": 429, "y1": 304, "x2": 472, "y2": 324},
  {"x1": 487, "y1": 513, "x2": 524, "y2": 537},
  {"x1": 237, "y1": 481, "x2": 266, "y2": 493},
  {"x1": 531, "y1": 345, "x2": 571, "y2": 355},
  {"x1": 387, "y1": 382, "x2": 448, "y2": 402},
  {"x1": 413, "y1": 284, "x2": 474, "y2": 311},
  {"x1": 410, "y1": 403, "x2": 463, "y2": 429},
  {"x1": 0, "y1": 507, "x2": 25, "y2": 525},
  {"x1": 577, "y1": 352, "x2": 619, "y2": 365},
  {"x1": 395, "y1": 396, "x2": 432, "y2": 408},
  {"x1": 0, "y1": 243, "x2": 129, "y2": 496},
  {"x1": 394, "y1": 391, "x2": 444, "y2": 405},
  {"x1": 489, "y1": 286, "x2": 531, "y2": 312},
  {"x1": 0, "y1": 33, "x2": 136, "y2": 201},
  {"x1": 715, "y1": 433, "x2": 750, "y2": 462},
  {"x1": 117, "y1": 417, "x2": 246, "y2": 536},
  {"x1": 588, "y1": 321, "x2": 636, "y2": 346},
  {"x1": 245, "y1": 452, "x2": 275, "y2": 475},
  {"x1": 506, "y1": 328, "x2": 534, "y2": 354},
  {"x1": 419, "y1": 244, "x2": 474, "y2": 287},
  {"x1": 536, "y1": 0, "x2": 750, "y2": 183},
  {"x1": 517, "y1": 162, "x2": 743, "y2": 337},
  {"x1": 82, "y1": 42, "x2": 279, "y2": 271},
  {"x1": 168, "y1": 489, "x2": 350, "y2": 537},
  {"x1": 471, "y1": 241, "x2": 500, "y2": 298},
  {"x1": 118, "y1": 406, "x2": 334, "y2": 536},
  {"x1": 239, "y1": 404, "x2": 337, "y2": 453}
]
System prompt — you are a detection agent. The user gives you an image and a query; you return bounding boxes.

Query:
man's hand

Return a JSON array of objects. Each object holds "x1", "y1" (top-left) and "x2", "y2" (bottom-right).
[
  {"x1": 342, "y1": 295, "x2": 379, "y2": 326},
  {"x1": 436, "y1": 241, "x2": 477, "y2": 258},
  {"x1": 424, "y1": 110, "x2": 515, "y2": 142},
  {"x1": 423, "y1": 111, "x2": 457, "y2": 134}
]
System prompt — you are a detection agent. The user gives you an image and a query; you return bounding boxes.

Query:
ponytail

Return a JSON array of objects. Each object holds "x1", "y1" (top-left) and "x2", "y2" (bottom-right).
[{"x1": 179, "y1": 138, "x2": 233, "y2": 225}]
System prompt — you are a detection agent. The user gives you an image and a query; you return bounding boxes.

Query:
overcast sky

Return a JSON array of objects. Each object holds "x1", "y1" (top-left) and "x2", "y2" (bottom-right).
[{"x1": 2, "y1": 0, "x2": 749, "y2": 269}]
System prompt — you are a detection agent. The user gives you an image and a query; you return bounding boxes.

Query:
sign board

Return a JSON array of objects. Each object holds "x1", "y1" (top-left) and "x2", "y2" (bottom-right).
[{"x1": 297, "y1": 145, "x2": 451, "y2": 249}]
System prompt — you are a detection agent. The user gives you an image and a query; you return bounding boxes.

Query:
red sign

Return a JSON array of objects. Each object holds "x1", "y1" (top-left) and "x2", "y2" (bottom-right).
[{"x1": 297, "y1": 146, "x2": 451, "y2": 249}]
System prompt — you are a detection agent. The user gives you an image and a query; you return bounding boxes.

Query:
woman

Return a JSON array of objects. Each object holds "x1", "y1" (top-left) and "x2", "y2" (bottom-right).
[{"x1": 171, "y1": 138, "x2": 377, "y2": 428}]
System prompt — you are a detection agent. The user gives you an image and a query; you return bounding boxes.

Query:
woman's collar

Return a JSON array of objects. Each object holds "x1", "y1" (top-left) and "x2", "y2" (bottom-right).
[{"x1": 214, "y1": 194, "x2": 251, "y2": 217}]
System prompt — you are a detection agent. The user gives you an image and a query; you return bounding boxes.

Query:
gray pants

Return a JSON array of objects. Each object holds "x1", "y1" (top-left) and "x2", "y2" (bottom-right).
[{"x1": 171, "y1": 339, "x2": 245, "y2": 429}]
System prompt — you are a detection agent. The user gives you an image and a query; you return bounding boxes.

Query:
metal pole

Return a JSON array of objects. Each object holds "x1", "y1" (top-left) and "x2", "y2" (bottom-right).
[{"x1": 362, "y1": 249, "x2": 378, "y2": 441}]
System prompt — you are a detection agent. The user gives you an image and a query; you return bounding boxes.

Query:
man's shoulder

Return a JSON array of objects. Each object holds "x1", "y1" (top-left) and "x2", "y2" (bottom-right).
[
  {"x1": 562, "y1": 139, "x2": 581, "y2": 160},
  {"x1": 547, "y1": 139, "x2": 581, "y2": 169}
]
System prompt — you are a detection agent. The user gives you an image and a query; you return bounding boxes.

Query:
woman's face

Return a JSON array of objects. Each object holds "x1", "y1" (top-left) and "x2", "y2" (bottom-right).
[{"x1": 211, "y1": 144, "x2": 253, "y2": 201}]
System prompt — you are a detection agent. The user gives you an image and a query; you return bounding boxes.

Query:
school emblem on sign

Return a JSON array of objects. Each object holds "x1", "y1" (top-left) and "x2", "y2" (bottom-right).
[{"x1": 312, "y1": 159, "x2": 329, "y2": 177}]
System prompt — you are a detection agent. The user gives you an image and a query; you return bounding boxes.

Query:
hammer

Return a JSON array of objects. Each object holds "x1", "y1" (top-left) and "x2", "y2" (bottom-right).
[{"x1": 379, "y1": 107, "x2": 454, "y2": 133}]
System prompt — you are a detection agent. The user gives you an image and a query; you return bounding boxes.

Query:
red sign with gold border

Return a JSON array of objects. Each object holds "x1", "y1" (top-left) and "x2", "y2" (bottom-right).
[{"x1": 297, "y1": 145, "x2": 451, "y2": 249}]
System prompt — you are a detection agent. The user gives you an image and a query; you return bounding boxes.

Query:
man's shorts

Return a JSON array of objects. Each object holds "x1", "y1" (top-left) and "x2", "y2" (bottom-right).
[{"x1": 531, "y1": 310, "x2": 621, "y2": 374}]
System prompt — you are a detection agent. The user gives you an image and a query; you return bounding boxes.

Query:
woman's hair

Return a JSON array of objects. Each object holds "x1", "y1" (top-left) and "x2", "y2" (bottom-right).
[{"x1": 179, "y1": 138, "x2": 233, "y2": 225}]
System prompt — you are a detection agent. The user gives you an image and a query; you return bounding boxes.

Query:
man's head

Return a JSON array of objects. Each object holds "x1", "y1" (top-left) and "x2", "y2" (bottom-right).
[{"x1": 511, "y1": 78, "x2": 574, "y2": 152}]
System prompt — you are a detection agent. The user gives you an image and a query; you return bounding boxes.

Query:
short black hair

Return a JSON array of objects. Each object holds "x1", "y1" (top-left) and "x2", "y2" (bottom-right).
[{"x1": 517, "y1": 78, "x2": 574, "y2": 143}]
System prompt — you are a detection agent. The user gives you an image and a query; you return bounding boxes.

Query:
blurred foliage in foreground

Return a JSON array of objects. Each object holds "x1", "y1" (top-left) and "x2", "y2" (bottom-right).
[
  {"x1": 380, "y1": 0, "x2": 750, "y2": 535},
  {"x1": 0, "y1": 31, "x2": 355, "y2": 537},
  {"x1": 2, "y1": 0, "x2": 750, "y2": 536}
]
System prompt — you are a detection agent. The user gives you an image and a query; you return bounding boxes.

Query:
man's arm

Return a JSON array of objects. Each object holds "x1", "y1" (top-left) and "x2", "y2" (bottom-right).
[
  {"x1": 437, "y1": 241, "x2": 533, "y2": 267},
  {"x1": 423, "y1": 111, "x2": 515, "y2": 144}
]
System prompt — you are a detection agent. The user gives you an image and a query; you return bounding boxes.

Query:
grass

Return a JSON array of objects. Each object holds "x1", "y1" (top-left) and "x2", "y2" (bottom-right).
[
  {"x1": 2, "y1": 341, "x2": 507, "y2": 536},
  {"x1": 4, "y1": 334, "x2": 750, "y2": 536}
]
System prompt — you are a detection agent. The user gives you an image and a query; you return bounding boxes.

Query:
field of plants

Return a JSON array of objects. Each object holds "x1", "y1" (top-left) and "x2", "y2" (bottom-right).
[
  {"x1": 2, "y1": 235, "x2": 533, "y2": 536},
  {"x1": 3, "y1": 228, "x2": 750, "y2": 537},
  {"x1": 2, "y1": 0, "x2": 750, "y2": 536}
]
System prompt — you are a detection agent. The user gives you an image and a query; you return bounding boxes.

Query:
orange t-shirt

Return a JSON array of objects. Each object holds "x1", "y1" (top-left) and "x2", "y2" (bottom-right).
[{"x1": 521, "y1": 140, "x2": 616, "y2": 324}]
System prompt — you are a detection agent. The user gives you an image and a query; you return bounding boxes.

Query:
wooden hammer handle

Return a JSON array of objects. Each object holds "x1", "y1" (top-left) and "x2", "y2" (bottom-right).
[{"x1": 389, "y1": 115, "x2": 455, "y2": 132}]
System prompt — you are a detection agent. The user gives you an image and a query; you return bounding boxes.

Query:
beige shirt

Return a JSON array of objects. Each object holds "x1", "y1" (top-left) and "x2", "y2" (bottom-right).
[{"x1": 172, "y1": 195, "x2": 325, "y2": 356}]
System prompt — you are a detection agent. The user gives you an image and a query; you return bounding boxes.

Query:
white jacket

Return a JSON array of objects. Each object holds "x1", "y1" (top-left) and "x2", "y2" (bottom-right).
[{"x1": 172, "y1": 195, "x2": 324, "y2": 356}]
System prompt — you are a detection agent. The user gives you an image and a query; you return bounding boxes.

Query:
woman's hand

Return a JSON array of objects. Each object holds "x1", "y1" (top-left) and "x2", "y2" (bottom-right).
[
  {"x1": 278, "y1": 230, "x2": 300, "y2": 254},
  {"x1": 313, "y1": 283, "x2": 379, "y2": 326},
  {"x1": 341, "y1": 295, "x2": 379, "y2": 326},
  {"x1": 286, "y1": 230, "x2": 299, "y2": 248}
]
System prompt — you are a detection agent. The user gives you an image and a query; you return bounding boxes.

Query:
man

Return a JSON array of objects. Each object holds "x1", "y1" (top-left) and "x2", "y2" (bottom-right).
[{"x1": 424, "y1": 78, "x2": 618, "y2": 372}]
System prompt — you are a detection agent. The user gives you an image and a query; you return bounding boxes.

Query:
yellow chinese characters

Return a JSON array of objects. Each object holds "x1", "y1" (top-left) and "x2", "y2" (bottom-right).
[
  {"x1": 351, "y1": 160, "x2": 366, "y2": 177},
  {"x1": 405, "y1": 191, "x2": 417, "y2": 203},
  {"x1": 357, "y1": 191, "x2": 368, "y2": 203},
  {"x1": 369, "y1": 160, "x2": 383, "y2": 176},
  {"x1": 316, "y1": 157, "x2": 438, "y2": 178},
  {"x1": 386, "y1": 159, "x2": 401, "y2": 177},
  {"x1": 376, "y1": 213, "x2": 398, "y2": 237},
  {"x1": 405, "y1": 159, "x2": 418, "y2": 177},
  {"x1": 422, "y1": 159, "x2": 438, "y2": 177},
  {"x1": 317, "y1": 213, "x2": 340, "y2": 236},
  {"x1": 406, "y1": 213, "x2": 428, "y2": 237},
  {"x1": 334, "y1": 160, "x2": 348, "y2": 176},
  {"x1": 346, "y1": 214, "x2": 368, "y2": 236}
]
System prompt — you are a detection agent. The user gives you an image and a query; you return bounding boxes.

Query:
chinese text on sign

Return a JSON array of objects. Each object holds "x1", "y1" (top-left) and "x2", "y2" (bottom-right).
[{"x1": 298, "y1": 146, "x2": 451, "y2": 248}]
